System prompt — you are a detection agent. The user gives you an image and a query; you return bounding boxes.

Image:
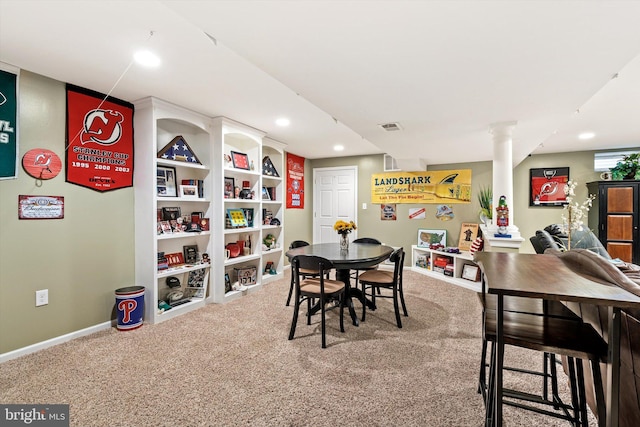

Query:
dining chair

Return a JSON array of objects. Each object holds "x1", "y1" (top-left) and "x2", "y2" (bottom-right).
[
  {"x1": 350, "y1": 237, "x2": 382, "y2": 291},
  {"x1": 286, "y1": 240, "x2": 322, "y2": 306},
  {"x1": 289, "y1": 255, "x2": 346, "y2": 348},
  {"x1": 358, "y1": 247, "x2": 407, "y2": 328}
]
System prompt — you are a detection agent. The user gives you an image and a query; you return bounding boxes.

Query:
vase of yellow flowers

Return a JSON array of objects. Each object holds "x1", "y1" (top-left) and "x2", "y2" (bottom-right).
[{"x1": 334, "y1": 220, "x2": 356, "y2": 250}]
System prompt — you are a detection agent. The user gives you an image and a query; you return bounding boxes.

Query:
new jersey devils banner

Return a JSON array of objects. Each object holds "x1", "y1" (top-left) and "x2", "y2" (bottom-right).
[
  {"x1": 286, "y1": 153, "x2": 305, "y2": 209},
  {"x1": 66, "y1": 84, "x2": 134, "y2": 191}
]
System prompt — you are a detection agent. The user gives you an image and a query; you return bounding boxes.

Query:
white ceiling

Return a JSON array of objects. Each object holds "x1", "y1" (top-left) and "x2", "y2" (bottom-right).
[{"x1": 1, "y1": 0, "x2": 639, "y2": 166}]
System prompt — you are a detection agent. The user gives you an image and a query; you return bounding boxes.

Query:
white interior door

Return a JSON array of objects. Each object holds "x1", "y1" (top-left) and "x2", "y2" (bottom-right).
[{"x1": 313, "y1": 166, "x2": 358, "y2": 244}]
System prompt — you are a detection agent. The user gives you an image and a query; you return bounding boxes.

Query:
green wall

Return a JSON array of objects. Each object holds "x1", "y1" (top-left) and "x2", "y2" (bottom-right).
[
  {"x1": 0, "y1": 71, "x2": 135, "y2": 354},
  {"x1": 515, "y1": 151, "x2": 612, "y2": 253},
  {"x1": 306, "y1": 156, "x2": 493, "y2": 255},
  {"x1": 3, "y1": 70, "x2": 637, "y2": 356}
]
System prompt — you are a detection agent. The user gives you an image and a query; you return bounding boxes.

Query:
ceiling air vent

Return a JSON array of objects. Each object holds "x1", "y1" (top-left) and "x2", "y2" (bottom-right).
[{"x1": 378, "y1": 122, "x2": 403, "y2": 131}]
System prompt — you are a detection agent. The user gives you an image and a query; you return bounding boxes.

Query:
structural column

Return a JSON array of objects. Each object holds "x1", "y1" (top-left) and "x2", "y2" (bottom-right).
[{"x1": 481, "y1": 121, "x2": 523, "y2": 251}]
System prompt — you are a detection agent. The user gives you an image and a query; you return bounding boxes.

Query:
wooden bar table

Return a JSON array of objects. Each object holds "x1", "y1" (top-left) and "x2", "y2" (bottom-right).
[{"x1": 475, "y1": 252, "x2": 640, "y2": 427}]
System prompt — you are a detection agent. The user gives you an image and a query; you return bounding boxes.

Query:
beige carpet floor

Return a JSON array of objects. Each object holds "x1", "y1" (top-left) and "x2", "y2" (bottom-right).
[{"x1": 0, "y1": 270, "x2": 595, "y2": 426}]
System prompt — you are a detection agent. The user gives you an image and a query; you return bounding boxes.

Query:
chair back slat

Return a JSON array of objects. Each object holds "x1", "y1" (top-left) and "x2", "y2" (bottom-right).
[
  {"x1": 390, "y1": 247, "x2": 405, "y2": 283},
  {"x1": 289, "y1": 240, "x2": 310, "y2": 249},
  {"x1": 353, "y1": 237, "x2": 382, "y2": 244},
  {"x1": 292, "y1": 255, "x2": 335, "y2": 291}
]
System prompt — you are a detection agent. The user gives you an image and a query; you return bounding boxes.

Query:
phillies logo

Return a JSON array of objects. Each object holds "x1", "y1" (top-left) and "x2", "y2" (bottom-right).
[
  {"x1": 118, "y1": 299, "x2": 137, "y2": 323},
  {"x1": 81, "y1": 109, "x2": 124, "y2": 146}
]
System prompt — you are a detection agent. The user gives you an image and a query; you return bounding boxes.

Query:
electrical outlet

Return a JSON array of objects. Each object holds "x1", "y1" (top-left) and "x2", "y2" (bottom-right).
[{"x1": 36, "y1": 289, "x2": 48, "y2": 306}]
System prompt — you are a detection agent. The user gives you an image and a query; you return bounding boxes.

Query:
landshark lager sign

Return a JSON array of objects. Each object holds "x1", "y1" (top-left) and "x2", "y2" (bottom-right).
[
  {"x1": 66, "y1": 84, "x2": 134, "y2": 191},
  {"x1": 371, "y1": 170, "x2": 472, "y2": 204},
  {"x1": 0, "y1": 67, "x2": 18, "y2": 179}
]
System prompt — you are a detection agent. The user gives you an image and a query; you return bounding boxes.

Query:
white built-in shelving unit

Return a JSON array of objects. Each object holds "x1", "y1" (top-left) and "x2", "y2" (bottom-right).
[
  {"x1": 133, "y1": 97, "x2": 213, "y2": 323},
  {"x1": 411, "y1": 245, "x2": 481, "y2": 292}
]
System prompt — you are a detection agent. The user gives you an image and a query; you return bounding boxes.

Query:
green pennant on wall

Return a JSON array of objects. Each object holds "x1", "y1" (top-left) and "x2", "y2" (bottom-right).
[{"x1": 0, "y1": 68, "x2": 18, "y2": 179}]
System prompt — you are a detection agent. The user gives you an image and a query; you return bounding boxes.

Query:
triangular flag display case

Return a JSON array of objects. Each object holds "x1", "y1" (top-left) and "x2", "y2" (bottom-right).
[
  {"x1": 157, "y1": 135, "x2": 202, "y2": 165},
  {"x1": 262, "y1": 155, "x2": 279, "y2": 177}
]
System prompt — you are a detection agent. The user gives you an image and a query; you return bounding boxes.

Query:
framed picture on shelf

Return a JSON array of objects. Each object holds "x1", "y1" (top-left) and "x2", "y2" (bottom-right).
[
  {"x1": 226, "y1": 208, "x2": 248, "y2": 227},
  {"x1": 224, "y1": 273, "x2": 232, "y2": 293},
  {"x1": 235, "y1": 266, "x2": 257, "y2": 286},
  {"x1": 179, "y1": 184, "x2": 198, "y2": 198},
  {"x1": 183, "y1": 244, "x2": 199, "y2": 264},
  {"x1": 462, "y1": 264, "x2": 481, "y2": 282},
  {"x1": 242, "y1": 208, "x2": 254, "y2": 227},
  {"x1": 161, "y1": 206, "x2": 181, "y2": 220},
  {"x1": 157, "y1": 165, "x2": 177, "y2": 197},
  {"x1": 187, "y1": 268, "x2": 207, "y2": 288},
  {"x1": 231, "y1": 151, "x2": 250, "y2": 170},
  {"x1": 457, "y1": 223, "x2": 479, "y2": 252},
  {"x1": 529, "y1": 167, "x2": 570, "y2": 207},
  {"x1": 224, "y1": 177, "x2": 235, "y2": 198},
  {"x1": 261, "y1": 187, "x2": 271, "y2": 200},
  {"x1": 417, "y1": 229, "x2": 447, "y2": 248},
  {"x1": 159, "y1": 221, "x2": 172, "y2": 234}
]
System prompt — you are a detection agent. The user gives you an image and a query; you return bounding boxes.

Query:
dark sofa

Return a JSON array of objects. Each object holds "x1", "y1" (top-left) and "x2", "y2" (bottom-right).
[{"x1": 530, "y1": 226, "x2": 640, "y2": 425}]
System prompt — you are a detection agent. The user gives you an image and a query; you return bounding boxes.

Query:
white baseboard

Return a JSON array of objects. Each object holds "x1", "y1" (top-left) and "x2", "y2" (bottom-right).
[{"x1": 0, "y1": 320, "x2": 115, "y2": 364}]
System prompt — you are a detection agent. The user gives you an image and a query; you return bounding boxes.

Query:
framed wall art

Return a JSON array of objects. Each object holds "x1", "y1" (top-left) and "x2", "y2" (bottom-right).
[
  {"x1": 417, "y1": 229, "x2": 447, "y2": 248},
  {"x1": 231, "y1": 151, "x2": 250, "y2": 170},
  {"x1": 529, "y1": 167, "x2": 569, "y2": 207},
  {"x1": 157, "y1": 165, "x2": 177, "y2": 197}
]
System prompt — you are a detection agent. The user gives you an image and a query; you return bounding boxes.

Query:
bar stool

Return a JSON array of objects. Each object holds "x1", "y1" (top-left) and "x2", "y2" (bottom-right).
[{"x1": 483, "y1": 307, "x2": 607, "y2": 426}]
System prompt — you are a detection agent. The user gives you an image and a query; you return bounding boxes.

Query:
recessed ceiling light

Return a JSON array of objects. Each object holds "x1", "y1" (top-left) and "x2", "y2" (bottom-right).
[
  {"x1": 275, "y1": 118, "x2": 290, "y2": 127},
  {"x1": 134, "y1": 50, "x2": 160, "y2": 67},
  {"x1": 333, "y1": 145, "x2": 344, "y2": 151},
  {"x1": 578, "y1": 132, "x2": 595, "y2": 140}
]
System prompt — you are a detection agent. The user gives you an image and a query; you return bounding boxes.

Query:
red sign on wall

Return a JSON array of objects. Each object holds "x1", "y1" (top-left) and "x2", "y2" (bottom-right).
[
  {"x1": 65, "y1": 84, "x2": 134, "y2": 192},
  {"x1": 286, "y1": 153, "x2": 305, "y2": 209}
]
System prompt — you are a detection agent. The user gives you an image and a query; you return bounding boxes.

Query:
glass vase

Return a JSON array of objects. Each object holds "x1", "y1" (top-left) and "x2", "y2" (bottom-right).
[{"x1": 339, "y1": 233, "x2": 349, "y2": 251}]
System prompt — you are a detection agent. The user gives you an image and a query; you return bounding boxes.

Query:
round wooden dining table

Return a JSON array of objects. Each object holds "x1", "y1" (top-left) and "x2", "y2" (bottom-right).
[{"x1": 285, "y1": 242, "x2": 394, "y2": 325}]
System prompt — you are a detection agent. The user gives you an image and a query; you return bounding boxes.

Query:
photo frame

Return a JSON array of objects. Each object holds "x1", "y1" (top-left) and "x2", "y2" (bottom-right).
[
  {"x1": 226, "y1": 208, "x2": 248, "y2": 227},
  {"x1": 224, "y1": 273, "x2": 232, "y2": 293},
  {"x1": 462, "y1": 264, "x2": 481, "y2": 282},
  {"x1": 183, "y1": 244, "x2": 199, "y2": 264},
  {"x1": 179, "y1": 184, "x2": 198, "y2": 198},
  {"x1": 261, "y1": 187, "x2": 271, "y2": 200},
  {"x1": 224, "y1": 177, "x2": 235, "y2": 199},
  {"x1": 417, "y1": 229, "x2": 447, "y2": 248},
  {"x1": 529, "y1": 167, "x2": 570, "y2": 207},
  {"x1": 235, "y1": 266, "x2": 257, "y2": 286},
  {"x1": 457, "y1": 223, "x2": 479, "y2": 252},
  {"x1": 231, "y1": 151, "x2": 250, "y2": 170},
  {"x1": 157, "y1": 165, "x2": 177, "y2": 197}
]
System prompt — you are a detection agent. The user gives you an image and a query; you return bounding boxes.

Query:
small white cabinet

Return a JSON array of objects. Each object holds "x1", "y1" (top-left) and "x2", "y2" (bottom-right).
[
  {"x1": 411, "y1": 245, "x2": 480, "y2": 292},
  {"x1": 133, "y1": 97, "x2": 214, "y2": 324}
]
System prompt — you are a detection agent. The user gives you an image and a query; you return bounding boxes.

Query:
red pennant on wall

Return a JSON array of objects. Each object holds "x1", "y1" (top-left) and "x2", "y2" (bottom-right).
[
  {"x1": 65, "y1": 84, "x2": 134, "y2": 192},
  {"x1": 286, "y1": 153, "x2": 305, "y2": 209}
]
